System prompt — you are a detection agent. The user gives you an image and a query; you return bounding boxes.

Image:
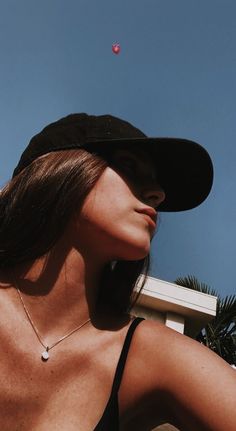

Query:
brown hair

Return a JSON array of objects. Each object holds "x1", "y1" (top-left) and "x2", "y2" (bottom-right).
[{"x1": 0, "y1": 149, "x2": 149, "y2": 314}]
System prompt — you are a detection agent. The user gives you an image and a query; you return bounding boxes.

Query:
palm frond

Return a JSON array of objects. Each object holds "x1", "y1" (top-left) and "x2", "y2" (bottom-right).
[
  {"x1": 218, "y1": 295, "x2": 236, "y2": 315},
  {"x1": 174, "y1": 274, "x2": 236, "y2": 365},
  {"x1": 174, "y1": 275, "x2": 219, "y2": 298}
]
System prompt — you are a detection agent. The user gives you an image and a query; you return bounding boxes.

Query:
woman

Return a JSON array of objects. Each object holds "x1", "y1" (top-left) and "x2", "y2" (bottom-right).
[{"x1": 0, "y1": 113, "x2": 235, "y2": 431}]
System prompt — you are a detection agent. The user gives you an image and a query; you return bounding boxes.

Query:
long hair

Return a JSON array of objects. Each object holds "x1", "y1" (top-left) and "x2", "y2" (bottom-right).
[{"x1": 0, "y1": 149, "x2": 149, "y2": 314}]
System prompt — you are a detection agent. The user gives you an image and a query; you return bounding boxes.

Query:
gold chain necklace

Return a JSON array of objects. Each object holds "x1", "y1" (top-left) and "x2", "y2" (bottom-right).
[{"x1": 16, "y1": 287, "x2": 91, "y2": 362}]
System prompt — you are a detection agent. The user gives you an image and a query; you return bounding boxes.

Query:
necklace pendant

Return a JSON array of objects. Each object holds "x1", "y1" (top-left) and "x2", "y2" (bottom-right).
[{"x1": 41, "y1": 349, "x2": 49, "y2": 361}]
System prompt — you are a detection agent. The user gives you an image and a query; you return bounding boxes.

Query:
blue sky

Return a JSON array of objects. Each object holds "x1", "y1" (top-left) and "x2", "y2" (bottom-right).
[{"x1": 0, "y1": 0, "x2": 235, "y2": 297}]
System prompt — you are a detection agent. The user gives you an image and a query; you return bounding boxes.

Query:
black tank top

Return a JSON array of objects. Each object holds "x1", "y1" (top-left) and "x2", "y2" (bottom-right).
[{"x1": 94, "y1": 316, "x2": 145, "y2": 430}]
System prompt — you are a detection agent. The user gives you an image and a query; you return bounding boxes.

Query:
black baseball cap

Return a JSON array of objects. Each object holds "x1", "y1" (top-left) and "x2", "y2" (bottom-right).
[{"x1": 12, "y1": 113, "x2": 214, "y2": 212}]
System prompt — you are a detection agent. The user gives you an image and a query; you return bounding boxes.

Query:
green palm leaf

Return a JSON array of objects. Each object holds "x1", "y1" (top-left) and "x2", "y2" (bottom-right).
[{"x1": 174, "y1": 275, "x2": 236, "y2": 365}]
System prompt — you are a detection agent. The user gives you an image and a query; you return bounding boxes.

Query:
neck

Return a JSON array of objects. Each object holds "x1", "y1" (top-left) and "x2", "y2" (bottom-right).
[{"x1": 8, "y1": 235, "x2": 107, "y2": 341}]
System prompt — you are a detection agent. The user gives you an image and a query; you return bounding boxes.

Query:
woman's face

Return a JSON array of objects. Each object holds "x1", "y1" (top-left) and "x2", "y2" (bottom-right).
[{"x1": 73, "y1": 146, "x2": 166, "y2": 262}]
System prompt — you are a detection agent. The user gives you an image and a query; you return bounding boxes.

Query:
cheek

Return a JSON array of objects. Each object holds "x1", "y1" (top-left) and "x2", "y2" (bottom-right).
[
  {"x1": 74, "y1": 168, "x2": 152, "y2": 260},
  {"x1": 80, "y1": 187, "x2": 127, "y2": 233},
  {"x1": 79, "y1": 197, "x2": 151, "y2": 261},
  {"x1": 81, "y1": 168, "x2": 133, "y2": 221}
]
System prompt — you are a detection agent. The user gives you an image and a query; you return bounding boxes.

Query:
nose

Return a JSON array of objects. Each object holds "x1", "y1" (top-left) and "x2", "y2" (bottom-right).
[{"x1": 141, "y1": 187, "x2": 166, "y2": 209}]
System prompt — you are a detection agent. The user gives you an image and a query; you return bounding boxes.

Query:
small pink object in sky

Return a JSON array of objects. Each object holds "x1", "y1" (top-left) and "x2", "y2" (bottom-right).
[{"x1": 112, "y1": 43, "x2": 121, "y2": 54}]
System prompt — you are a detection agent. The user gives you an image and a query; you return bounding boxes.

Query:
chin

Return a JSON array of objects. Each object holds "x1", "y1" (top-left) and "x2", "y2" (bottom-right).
[{"x1": 117, "y1": 240, "x2": 151, "y2": 261}]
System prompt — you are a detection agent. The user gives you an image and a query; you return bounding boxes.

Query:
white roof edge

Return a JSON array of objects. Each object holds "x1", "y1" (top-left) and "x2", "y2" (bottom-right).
[
  {"x1": 144, "y1": 276, "x2": 218, "y2": 300},
  {"x1": 135, "y1": 276, "x2": 217, "y2": 317}
]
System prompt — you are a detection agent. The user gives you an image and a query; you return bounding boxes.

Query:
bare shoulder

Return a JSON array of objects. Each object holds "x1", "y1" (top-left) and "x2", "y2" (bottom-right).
[{"x1": 134, "y1": 318, "x2": 236, "y2": 431}]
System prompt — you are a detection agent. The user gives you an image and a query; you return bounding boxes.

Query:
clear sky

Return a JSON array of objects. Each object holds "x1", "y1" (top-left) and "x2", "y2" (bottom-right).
[{"x1": 0, "y1": 0, "x2": 235, "y2": 297}]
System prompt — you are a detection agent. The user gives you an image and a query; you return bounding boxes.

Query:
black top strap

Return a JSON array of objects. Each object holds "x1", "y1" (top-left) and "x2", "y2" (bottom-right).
[
  {"x1": 94, "y1": 316, "x2": 145, "y2": 430},
  {"x1": 110, "y1": 316, "x2": 145, "y2": 395}
]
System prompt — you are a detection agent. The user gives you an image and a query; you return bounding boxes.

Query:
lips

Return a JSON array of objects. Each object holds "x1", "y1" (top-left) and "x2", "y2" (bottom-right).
[{"x1": 136, "y1": 207, "x2": 157, "y2": 227}]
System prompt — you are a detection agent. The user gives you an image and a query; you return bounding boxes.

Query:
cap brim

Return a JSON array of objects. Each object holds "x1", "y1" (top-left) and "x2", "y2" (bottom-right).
[{"x1": 87, "y1": 137, "x2": 214, "y2": 212}]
